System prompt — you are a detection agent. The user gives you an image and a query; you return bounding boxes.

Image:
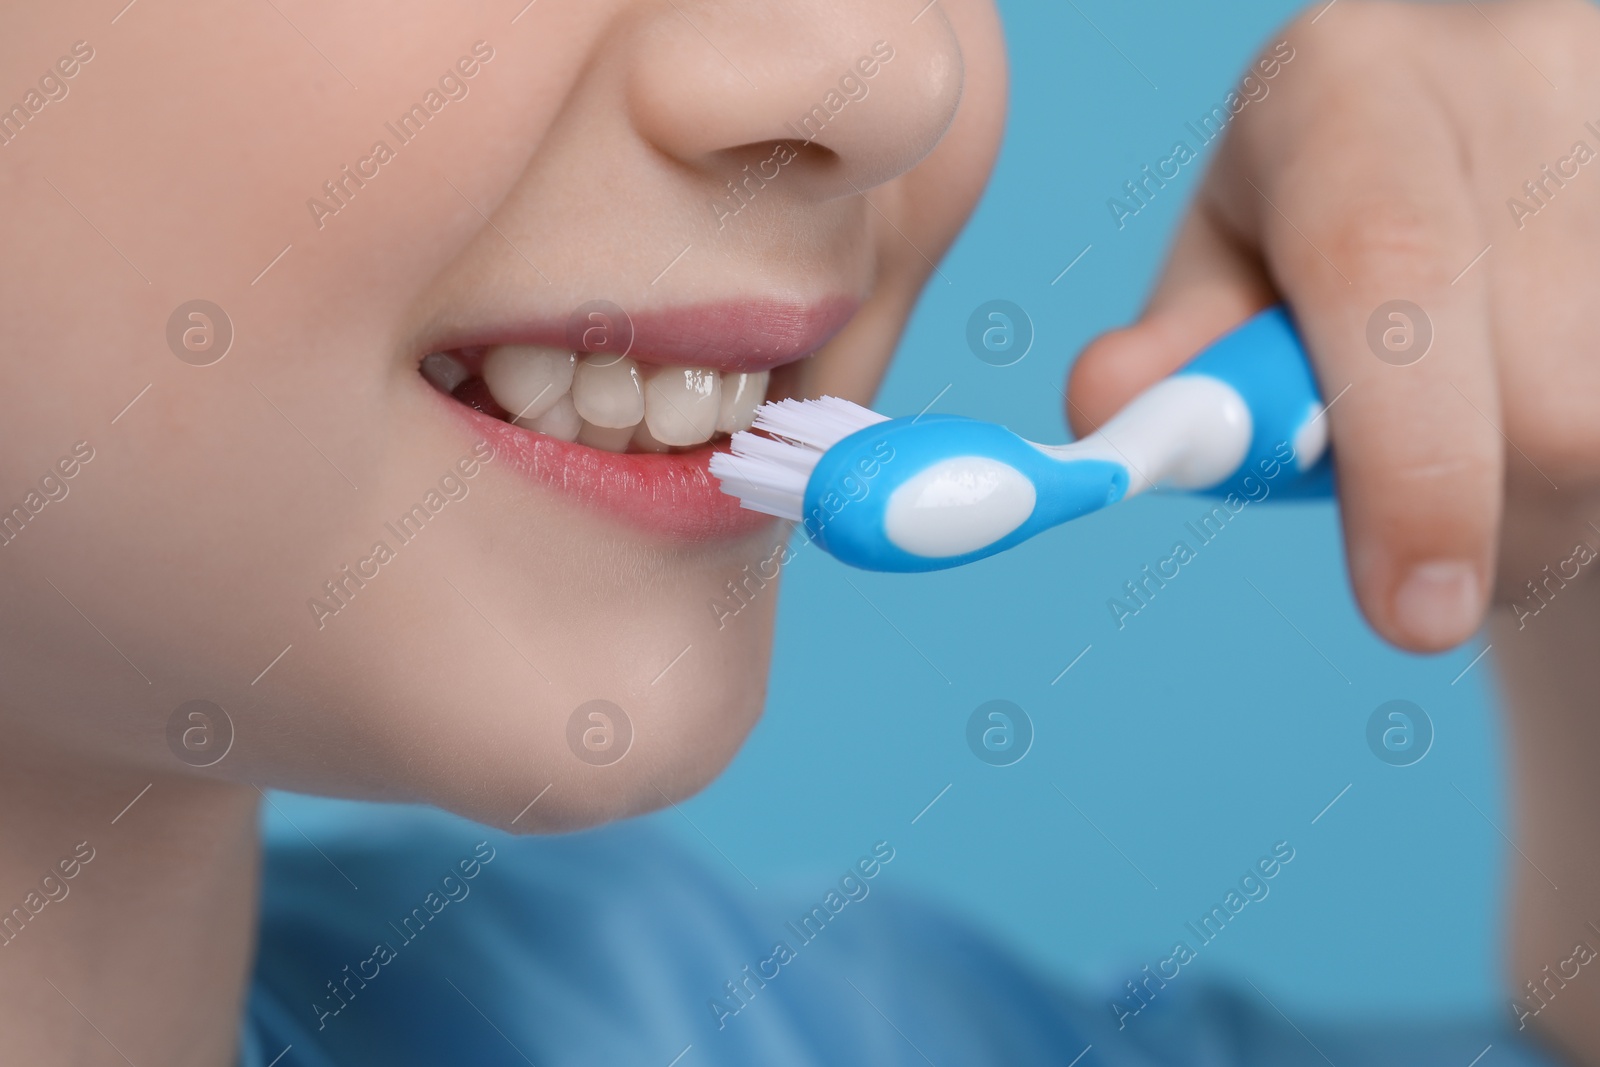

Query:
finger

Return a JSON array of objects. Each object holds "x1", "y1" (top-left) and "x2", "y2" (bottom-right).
[
  {"x1": 1212, "y1": 70, "x2": 1502, "y2": 652},
  {"x1": 1066, "y1": 199, "x2": 1274, "y2": 437}
]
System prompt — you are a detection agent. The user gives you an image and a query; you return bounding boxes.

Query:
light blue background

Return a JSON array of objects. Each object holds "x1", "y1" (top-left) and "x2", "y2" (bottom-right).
[{"x1": 658, "y1": 0, "x2": 1509, "y2": 1022}]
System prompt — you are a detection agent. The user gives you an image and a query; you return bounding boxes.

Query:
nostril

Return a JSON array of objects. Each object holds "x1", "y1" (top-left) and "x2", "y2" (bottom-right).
[
  {"x1": 627, "y1": 7, "x2": 966, "y2": 196},
  {"x1": 748, "y1": 139, "x2": 839, "y2": 167},
  {"x1": 715, "y1": 139, "x2": 840, "y2": 176},
  {"x1": 708, "y1": 140, "x2": 843, "y2": 224}
]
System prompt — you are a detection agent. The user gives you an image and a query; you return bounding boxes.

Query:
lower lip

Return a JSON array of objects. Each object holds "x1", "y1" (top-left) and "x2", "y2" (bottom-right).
[{"x1": 432, "y1": 389, "x2": 778, "y2": 542}]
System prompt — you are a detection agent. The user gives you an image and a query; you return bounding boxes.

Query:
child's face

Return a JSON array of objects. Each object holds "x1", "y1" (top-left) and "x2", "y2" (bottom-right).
[{"x1": 2, "y1": 1, "x2": 1004, "y2": 829}]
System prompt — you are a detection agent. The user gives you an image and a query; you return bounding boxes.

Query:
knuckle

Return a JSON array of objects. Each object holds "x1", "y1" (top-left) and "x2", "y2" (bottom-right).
[
  {"x1": 1311, "y1": 197, "x2": 1465, "y2": 289},
  {"x1": 1341, "y1": 427, "x2": 1501, "y2": 533},
  {"x1": 1385, "y1": 453, "x2": 1500, "y2": 493}
]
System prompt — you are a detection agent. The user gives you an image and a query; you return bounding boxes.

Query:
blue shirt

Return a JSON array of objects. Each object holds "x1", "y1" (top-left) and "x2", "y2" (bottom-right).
[{"x1": 240, "y1": 795, "x2": 1564, "y2": 1066}]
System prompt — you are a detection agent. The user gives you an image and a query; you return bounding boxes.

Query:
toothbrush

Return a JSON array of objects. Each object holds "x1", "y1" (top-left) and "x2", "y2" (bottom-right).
[{"x1": 709, "y1": 305, "x2": 1333, "y2": 573}]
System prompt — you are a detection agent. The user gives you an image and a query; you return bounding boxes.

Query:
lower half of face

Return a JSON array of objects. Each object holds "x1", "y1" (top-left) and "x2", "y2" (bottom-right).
[{"x1": 0, "y1": 0, "x2": 1005, "y2": 830}]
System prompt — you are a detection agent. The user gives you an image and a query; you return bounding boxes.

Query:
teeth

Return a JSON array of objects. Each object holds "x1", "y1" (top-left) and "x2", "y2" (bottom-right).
[
  {"x1": 717, "y1": 371, "x2": 768, "y2": 434},
  {"x1": 421, "y1": 352, "x2": 470, "y2": 394},
  {"x1": 645, "y1": 367, "x2": 721, "y2": 446},
  {"x1": 467, "y1": 348, "x2": 775, "y2": 453},
  {"x1": 571, "y1": 354, "x2": 644, "y2": 428},
  {"x1": 577, "y1": 421, "x2": 634, "y2": 453},
  {"x1": 483, "y1": 345, "x2": 576, "y2": 422},
  {"x1": 518, "y1": 394, "x2": 582, "y2": 442},
  {"x1": 631, "y1": 421, "x2": 673, "y2": 454}
]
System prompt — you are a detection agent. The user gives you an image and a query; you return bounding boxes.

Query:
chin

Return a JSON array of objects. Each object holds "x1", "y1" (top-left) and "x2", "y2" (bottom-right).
[
  {"x1": 406, "y1": 630, "x2": 773, "y2": 836},
  {"x1": 233, "y1": 526, "x2": 784, "y2": 837}
]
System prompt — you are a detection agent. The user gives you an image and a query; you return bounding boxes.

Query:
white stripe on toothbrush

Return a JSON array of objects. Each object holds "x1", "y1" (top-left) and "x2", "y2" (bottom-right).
[{"x1": 1039, "y1": 375, "x2": 1254, "y2": 496}]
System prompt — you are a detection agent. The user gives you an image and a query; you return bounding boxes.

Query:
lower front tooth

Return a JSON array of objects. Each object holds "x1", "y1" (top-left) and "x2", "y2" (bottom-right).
[
  {"x1": 577, "y1": 420, "x2": 634, "y2": 453},
  {"x1": 716, "y1": 370, "x2": 769, "y2": 433},
  {"x1": 483, "y1": 345, "x2": 576, "y2": 421},
  {"x1": 645, "y1": 367, "x2": 721, "y2": 446},
  {"x1": 518, "y1": 394, "x2": 581, "y2": 442},
  {"x1": 631, "y1": 421, "x2": 673, "y2": 454},
  {"x1": 572, "y1": 354, "x2": 644, "y2": 428}
]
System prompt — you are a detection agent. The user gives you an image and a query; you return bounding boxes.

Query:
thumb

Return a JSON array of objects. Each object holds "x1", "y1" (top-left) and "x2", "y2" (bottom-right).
[{"x1": 1067, "y1": 204, "x2": 1274, "y2": 438}]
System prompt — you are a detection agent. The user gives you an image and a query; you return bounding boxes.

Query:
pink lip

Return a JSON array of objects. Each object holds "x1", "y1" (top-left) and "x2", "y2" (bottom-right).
[
  {"x1": 438, "y1": 395, "x2": 776, "y2": 540},
  {"x1": 427, "y1": 296, "x2": 860, "y2": 373},
  {"x1": 425, "y1": 297, "x2": 860, "y2": 540}
]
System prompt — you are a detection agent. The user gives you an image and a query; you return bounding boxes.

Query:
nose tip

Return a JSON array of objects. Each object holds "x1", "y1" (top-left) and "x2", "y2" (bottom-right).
[{"x1": 626, "y1": 5, "x2": 964, "y2": 194}]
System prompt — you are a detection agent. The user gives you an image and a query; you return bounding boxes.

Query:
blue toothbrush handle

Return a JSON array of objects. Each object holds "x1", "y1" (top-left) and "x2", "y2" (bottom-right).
[
  {"x1": 763, "y1": 305, "x2": 1335, "y2": 574},
  {"x1": 1176, "y1": 305, "x2": 1333, "y2": 499}
]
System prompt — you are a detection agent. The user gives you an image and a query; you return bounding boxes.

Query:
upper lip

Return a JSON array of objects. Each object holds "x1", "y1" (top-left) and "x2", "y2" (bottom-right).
[{"x1": 417, "y1": 295, "x2": 861, "y2": 374}]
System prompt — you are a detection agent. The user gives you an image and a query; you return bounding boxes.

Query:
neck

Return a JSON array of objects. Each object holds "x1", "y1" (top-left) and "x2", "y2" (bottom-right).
[{"x1": 0, "y1": 750, "x2": 259, "y2": 1066}]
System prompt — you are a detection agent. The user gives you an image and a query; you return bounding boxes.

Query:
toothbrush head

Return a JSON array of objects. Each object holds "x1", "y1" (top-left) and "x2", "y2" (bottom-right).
[
  {"x1": 711, "y1": 397, "x2": 1128, "y2": 573},
  {"x1": 708, "y1": 396, "x2": 890, "y2": 523}
]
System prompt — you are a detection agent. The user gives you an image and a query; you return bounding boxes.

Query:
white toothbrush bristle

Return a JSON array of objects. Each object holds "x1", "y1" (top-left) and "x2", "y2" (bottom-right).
[{"x1": 709, "y1": 396, "x2": 889, "y2": 521}]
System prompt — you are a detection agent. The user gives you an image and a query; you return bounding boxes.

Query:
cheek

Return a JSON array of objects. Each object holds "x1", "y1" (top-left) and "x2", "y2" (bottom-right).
[{"x1": 0, "y1": 6, "x2": 574, "y2": 752}]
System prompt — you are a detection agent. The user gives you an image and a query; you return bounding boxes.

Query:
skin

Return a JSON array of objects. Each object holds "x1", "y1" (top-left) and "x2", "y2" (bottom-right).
[
  {"x1": 1, "y1": 0, "x2": 1594, "y2": 1063},
  {"x1": 0, "y1": 1, "x2": 1005, "y2": 1062},
  {"x1": 1069, "y1": 1, "x2": 1600, "y2": 1060}
]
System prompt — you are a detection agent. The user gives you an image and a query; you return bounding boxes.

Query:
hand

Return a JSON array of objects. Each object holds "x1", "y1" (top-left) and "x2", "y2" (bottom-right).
[{"x1": 1066, "y1": 0, "x2": 1600, "y2": 654}]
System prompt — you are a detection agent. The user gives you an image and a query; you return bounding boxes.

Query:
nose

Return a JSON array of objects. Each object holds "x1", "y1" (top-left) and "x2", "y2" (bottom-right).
[{"x1": 625, "y1": 2, "x2": 965, "y2": 195}]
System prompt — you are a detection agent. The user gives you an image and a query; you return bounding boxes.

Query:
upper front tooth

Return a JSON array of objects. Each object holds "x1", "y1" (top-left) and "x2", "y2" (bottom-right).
[
  {"x1": 716, "y1": 370, "x2": 769, "y2": 433},
  {"x1": 483, "y1": 345, "x2": 576, "y2": 421},
  {"x1": 645, "y1": 367, "x2": 721, "y2": 446},
  {"x1": 571, "y1": 354, "x2": 644, "y2": 428}
]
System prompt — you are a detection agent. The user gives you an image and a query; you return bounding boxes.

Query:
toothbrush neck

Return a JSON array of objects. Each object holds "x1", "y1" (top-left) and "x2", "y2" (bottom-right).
[{"x1": 1057, "y1": 375, "x2": 1253, "y2": 497}]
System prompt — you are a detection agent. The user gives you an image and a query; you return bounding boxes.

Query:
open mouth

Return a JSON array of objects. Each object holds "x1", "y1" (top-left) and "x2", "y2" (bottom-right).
[
  {"x1": 420, "y1": 346, "x2": 786, "y2": 455},
  {"x1": 416, "y1": 298, "x2": 857, "y2": 540}
]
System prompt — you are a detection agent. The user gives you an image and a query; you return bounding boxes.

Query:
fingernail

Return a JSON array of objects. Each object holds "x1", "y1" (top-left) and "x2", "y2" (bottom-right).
[{"x1": 1392, "y1": 561, "x2": 1481, "y2": 648}]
